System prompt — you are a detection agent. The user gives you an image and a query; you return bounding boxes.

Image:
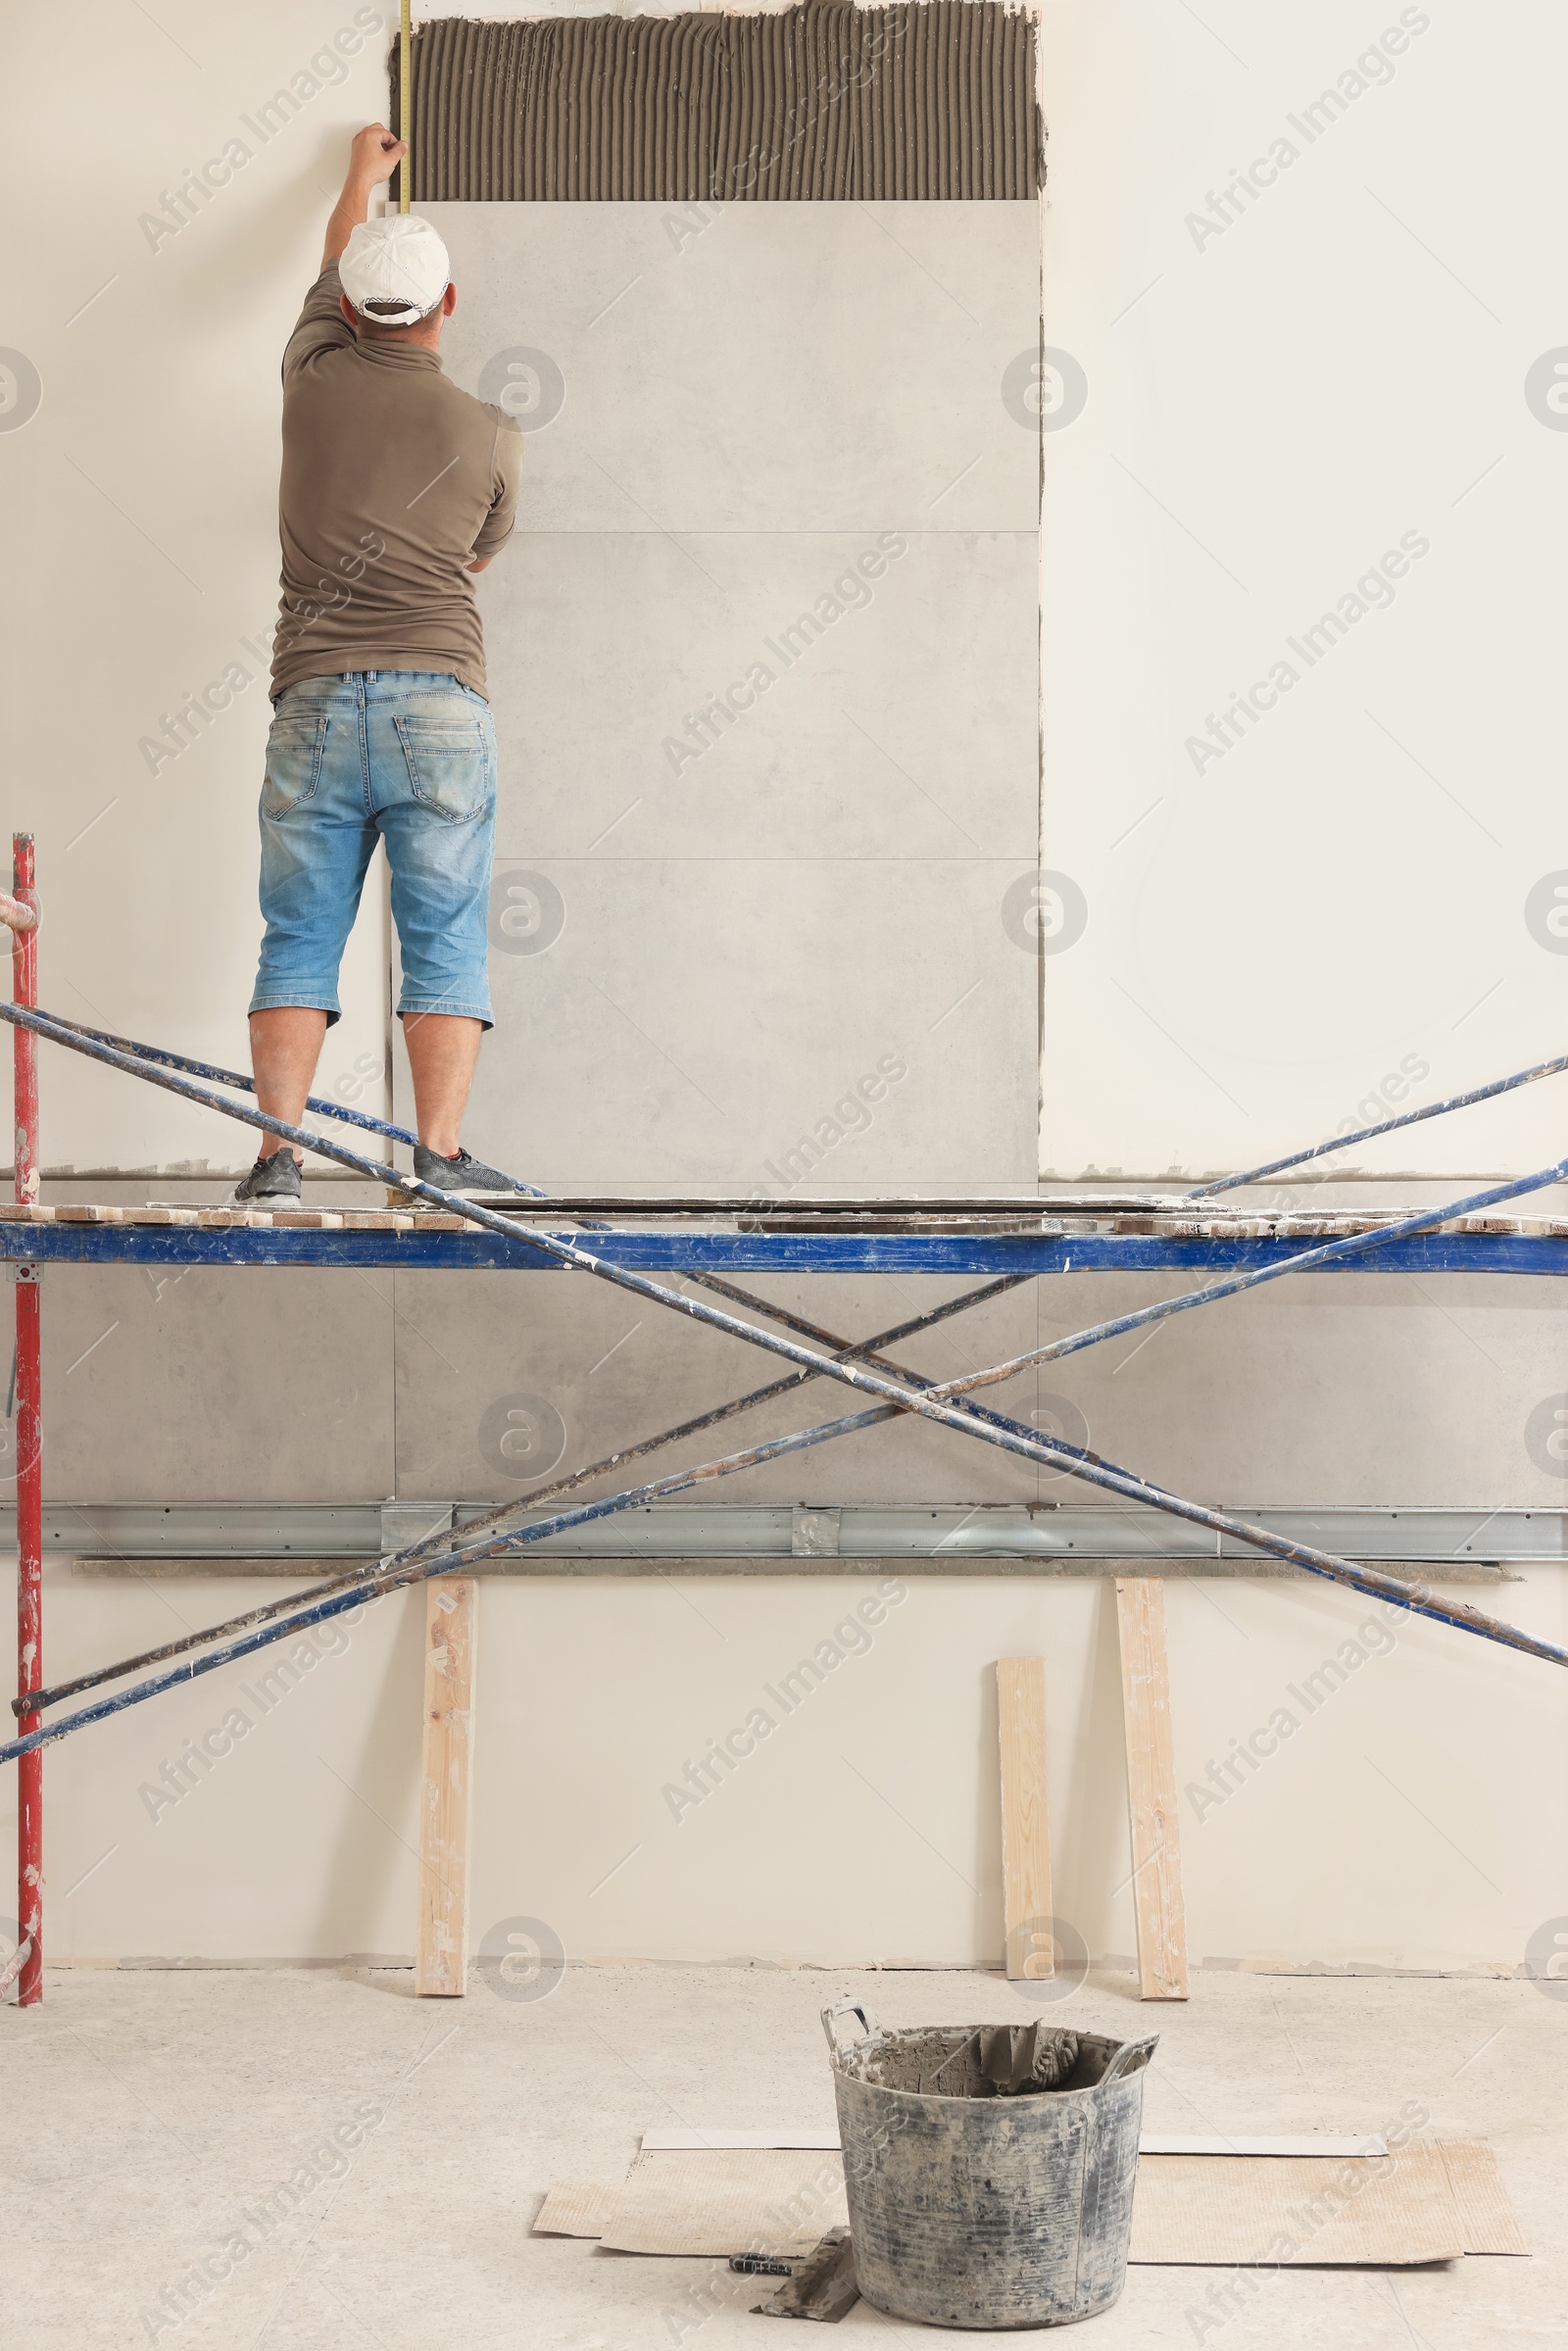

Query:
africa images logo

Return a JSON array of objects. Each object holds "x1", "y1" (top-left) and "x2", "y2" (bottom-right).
[{"x1": 0, "y1": 351, "x2": 41, "y2": 432}]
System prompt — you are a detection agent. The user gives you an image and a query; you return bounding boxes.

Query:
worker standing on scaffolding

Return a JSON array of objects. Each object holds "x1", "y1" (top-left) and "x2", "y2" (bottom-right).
[{"x1": 235, "y1": 123, "x2": 522, "y2": 1203}]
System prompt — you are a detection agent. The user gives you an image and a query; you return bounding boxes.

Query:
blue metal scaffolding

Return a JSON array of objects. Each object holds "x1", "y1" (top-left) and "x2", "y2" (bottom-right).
[
  {"x1": 2, "y1": 876, "x2": 1566, "y2": 2005},
  {"x1": 0, "y1": 976, "x2": 1565, "y2": 1758}
]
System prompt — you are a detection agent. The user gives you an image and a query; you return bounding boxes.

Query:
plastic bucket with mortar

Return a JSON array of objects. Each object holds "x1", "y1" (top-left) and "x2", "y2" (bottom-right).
[{"x1": 823, "y1": 2000, "x2": 1157, "y2": 2329}]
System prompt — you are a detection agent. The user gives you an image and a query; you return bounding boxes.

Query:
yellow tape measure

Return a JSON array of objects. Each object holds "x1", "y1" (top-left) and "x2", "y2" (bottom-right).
[{"x1": 399, "y1": 0, "x2": 411, "y2": 212}]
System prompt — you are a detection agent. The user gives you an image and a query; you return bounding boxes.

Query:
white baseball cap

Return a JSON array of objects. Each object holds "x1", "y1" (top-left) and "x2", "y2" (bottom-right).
[{"x1": 339, "y1": 216, "x2": 451, "y2": 325}]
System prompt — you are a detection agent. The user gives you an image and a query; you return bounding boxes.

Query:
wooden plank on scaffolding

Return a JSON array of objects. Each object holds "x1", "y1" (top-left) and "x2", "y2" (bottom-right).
[
  {"x1": 1114, "y1": 1577, "x2": 1189, "y2": 2000},
  {"x1": 416, "y1": 1577, "x2": 477, "y2": 1996},
  {"x1": 997, "y1": 1656, "x2": 1054, "y2": 1981}
]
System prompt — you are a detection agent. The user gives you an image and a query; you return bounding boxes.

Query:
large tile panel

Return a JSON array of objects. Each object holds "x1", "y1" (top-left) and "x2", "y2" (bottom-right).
[{"x1": 428, "y1": 201, "x2": 1040, "y2": 535}]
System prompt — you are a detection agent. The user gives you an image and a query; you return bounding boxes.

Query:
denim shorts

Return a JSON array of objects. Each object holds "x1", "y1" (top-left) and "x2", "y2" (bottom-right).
[{"x1": 250, "y1": 671, "x2": 497, "y2": 1028}]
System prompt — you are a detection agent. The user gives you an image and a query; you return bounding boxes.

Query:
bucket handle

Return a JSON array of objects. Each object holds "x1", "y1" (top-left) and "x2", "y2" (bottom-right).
[
  {"x1": 1100, "y1": 2032, "x2": 1159, "y2": 2087},
  {"x1": 820, "y1": 1997, "x2": 879, "y2": 2055}
]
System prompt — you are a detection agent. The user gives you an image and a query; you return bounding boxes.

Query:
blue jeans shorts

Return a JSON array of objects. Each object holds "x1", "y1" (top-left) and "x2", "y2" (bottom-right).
[{"x1": 250, "y1": 670, "x2": 497, "y2": 1028}]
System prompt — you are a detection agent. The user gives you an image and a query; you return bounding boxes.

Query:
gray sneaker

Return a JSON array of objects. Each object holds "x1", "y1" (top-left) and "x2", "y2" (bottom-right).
[
  {"x1": 229, "y1": 1151, "x2": 302, "y2": 1206},
  {"x1": 412, "y1": 1144, "x2": 521, "y2": 1199}
]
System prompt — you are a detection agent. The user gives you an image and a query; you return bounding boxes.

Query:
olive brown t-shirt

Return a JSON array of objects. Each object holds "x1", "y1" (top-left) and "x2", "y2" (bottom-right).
[{"x1": 270, "y1": 263, "x2": 521, "y2": 700}]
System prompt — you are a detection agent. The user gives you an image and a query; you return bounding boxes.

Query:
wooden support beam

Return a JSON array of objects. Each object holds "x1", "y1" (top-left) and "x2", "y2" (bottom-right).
[
  {"x1": 997, "y1": 1656, "x2": 1054, "y2": 1982},
  {"x1": 416, "y1": 1577, "x2": 476, "y2": 1997},
  {"x1": 1114, "y1": 1578, "x2": 1189, "y2": 2000}
]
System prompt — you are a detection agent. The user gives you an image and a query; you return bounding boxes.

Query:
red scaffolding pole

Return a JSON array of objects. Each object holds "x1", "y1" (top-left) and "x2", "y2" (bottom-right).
[{"x1": 13, "y1": 832, "x2": 40, "y2": 2006}]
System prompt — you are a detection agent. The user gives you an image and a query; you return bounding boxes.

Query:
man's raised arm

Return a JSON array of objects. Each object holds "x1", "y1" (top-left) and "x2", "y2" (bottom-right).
[{"x1": 321, "y1": 123, "x2": 407, "y2": 269}]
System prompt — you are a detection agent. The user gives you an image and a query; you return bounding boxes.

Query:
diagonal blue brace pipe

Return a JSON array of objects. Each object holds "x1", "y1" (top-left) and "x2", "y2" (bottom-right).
[
  {"x1": 1187, "y1": 1052, "x2": 1568, "y2": 1197},
  {"x1": 5, "y1": 1356, "x2": 1567, "y2": 1771},
  {"x1": 0, "y1": 1004, "x2": 1564, "y2": 1769}
]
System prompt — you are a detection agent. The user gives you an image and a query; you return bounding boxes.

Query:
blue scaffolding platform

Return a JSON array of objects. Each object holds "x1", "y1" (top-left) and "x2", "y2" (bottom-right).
[{"x1": 0, "y1": 1201, "x2": 1563, "y2": 1277}]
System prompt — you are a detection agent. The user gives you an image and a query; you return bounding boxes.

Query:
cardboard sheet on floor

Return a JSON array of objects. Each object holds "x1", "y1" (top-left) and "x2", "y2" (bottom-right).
[
  {"x1": 534, "y1": 2183, "x2": 620, "y2": 2237},
  {"x1": 1129, "y1": 2141, "x2": 1525, "y2": 2266},
  {"x1": 640, "y1": 2128, "x2": 842, "y2": 2151},
  {"x1": 534, "y1": 2138, "x2": 1525, "y2": 2266},
  {"x1": 1429, "y1": 2140, "x2": 1530, "y2": 2255},
  {"x1": 598, "y1": 2150, "x2": 849, "y2": 2257},
  {"x1": 1139, "y1": 2134, "x2": 1387, "y2": 2158}
]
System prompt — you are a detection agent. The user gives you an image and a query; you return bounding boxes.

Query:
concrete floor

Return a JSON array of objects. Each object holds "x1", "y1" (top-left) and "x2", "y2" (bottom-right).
[{"x1": 3, "y1": 1963, "x2": 1563, "y2": 2349}]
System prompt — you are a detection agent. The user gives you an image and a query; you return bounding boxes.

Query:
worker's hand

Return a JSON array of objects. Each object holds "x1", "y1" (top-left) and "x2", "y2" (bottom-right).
[
  {"x1": 322, "y1": 124, "x2": 409, "y2": 267},
  {"x1": 348, "y1": 123, "x2": 407, "y2": 188}
]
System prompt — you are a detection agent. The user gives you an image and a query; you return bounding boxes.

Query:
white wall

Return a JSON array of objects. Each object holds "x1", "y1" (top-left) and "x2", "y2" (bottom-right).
[
  {"x1": 1041, "y1": 0, "x2": 1568, "y2": 1182},
  {"x1": 2, "y1": 1, "x2": 1566, "y2": 1978},
  {"x1": 1, "y1": 2, "x2": 395, "y2": 1176}
]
